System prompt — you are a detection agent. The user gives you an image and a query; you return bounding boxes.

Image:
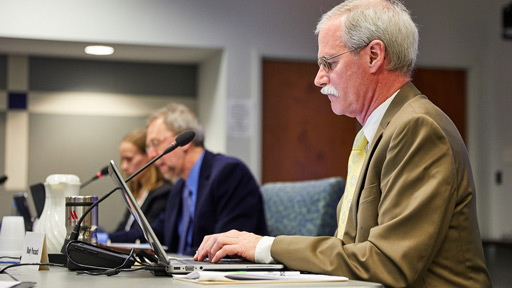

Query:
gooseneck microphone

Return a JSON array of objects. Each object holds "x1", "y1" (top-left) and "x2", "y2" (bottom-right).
[
  {"x1": 80, "y1": 166, "x2": 109, "y2": 189},
  {"x1": 64, "y1": 130, "x2": 196, "y2": 250},
  {"x1": 63, "y1": 130, "x2": 196, "y2": 272},
  {"x1": 0, "y1": 175, "x2": 7, "y2": 185}
]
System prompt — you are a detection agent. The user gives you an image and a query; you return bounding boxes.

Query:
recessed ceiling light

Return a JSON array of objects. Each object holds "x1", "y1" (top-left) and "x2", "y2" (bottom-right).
[{"x1": 84, "y1": 45, "x2": 114, "y2": 56}]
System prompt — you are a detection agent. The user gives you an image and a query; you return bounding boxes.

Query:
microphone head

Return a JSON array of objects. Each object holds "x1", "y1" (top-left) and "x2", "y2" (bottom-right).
[
  {"x1": 100, "y1": 166, "x2": 109, "y2": 177},
  {"x1": 175, "y1": 130, "x2": 196, "y2": 147},
  {"x1": 160, "y1": 130, "x2": 196, "y2": 156},
  {"x1": 0, "y1": 175, "x2": 7, "y2": 185}
]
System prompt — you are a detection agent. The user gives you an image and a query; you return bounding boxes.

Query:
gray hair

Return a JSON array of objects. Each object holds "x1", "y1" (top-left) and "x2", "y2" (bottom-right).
[
  {"x1": 315, "y1": 0, "x2": 419, "y2": 77},
  {"x1": 147, "y1": 103, "x2": 205, "y2": 147}
]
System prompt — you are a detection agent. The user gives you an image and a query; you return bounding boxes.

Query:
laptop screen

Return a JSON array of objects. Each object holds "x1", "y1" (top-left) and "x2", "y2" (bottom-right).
[{"x1": 108, "y1": 160, "x2": 170, "y2": 266}]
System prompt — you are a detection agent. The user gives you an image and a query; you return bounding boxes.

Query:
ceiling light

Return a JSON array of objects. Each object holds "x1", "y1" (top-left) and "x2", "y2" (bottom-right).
[{"x1": 84, "y1": 45, "x2": 114, "y2": 56}]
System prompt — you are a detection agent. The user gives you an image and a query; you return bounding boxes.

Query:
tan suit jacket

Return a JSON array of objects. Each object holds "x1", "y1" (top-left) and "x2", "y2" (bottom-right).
[{"x1": 271, "y1": 83, "x2": 491, "y2": 287}]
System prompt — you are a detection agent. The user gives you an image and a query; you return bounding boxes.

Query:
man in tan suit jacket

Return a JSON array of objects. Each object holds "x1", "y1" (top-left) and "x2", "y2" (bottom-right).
[{"x1": 195, "y1": 0, "x2": 491, "y2": 287}]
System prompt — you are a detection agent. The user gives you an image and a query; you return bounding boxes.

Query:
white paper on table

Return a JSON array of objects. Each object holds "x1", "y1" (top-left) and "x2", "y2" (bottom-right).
[{"x1": 0, "y1": 281, "x2": 21, "y2": 288}]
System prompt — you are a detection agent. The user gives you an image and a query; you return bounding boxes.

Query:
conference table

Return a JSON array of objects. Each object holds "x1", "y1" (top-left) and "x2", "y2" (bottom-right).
[{"x1": 1, "y1": 265, "x2": 384, "y2": 288}]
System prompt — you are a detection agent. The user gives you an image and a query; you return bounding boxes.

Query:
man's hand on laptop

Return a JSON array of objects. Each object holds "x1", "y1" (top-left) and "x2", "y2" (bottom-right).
[{"x1": 194, "y1": 230, "x2": 262, "y2": 263}]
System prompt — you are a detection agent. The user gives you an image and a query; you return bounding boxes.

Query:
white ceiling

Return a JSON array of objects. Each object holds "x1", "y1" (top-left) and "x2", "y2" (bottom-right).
[{"x1": 0, "y1": 37, "x2": 220, "y2": 64}]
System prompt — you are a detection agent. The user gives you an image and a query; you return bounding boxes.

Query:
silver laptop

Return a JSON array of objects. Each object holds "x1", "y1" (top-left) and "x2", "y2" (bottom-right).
[{"x1": 108, "y1": 160, "x2": 284, "y2": 274}]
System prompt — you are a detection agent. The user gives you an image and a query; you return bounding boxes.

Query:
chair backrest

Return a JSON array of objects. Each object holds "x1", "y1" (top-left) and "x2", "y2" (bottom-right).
[
  {"x1": 30, "y1": 182, "x2": 46, "y2": 218},
  {"x1": 261, "y1": 177, "x2": 345, "y2": 237}
]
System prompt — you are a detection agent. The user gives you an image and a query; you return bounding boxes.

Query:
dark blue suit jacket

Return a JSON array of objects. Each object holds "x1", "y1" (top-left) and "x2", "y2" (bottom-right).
[{"x1": 109, "y1": 150, "x2": 267, "y2": 255}]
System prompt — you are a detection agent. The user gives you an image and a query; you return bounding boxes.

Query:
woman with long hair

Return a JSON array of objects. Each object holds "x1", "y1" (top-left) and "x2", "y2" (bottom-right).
[{"x1": 115, "y1": 128, "x2": 172, "y2": 232}]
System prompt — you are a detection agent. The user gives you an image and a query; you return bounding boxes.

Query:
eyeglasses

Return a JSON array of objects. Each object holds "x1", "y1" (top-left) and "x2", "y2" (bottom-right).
[
  {"x1": 317, "y1": 48, "x2": 358, "y2": 72},
  {"x1": 145, "y1": 135, "x2": 173, "y2": 153}
]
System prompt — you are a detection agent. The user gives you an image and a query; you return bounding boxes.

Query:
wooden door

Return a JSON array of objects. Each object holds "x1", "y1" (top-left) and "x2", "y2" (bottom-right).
[
  {"x1": 262, "y1": 61, "x2": 467, "y2": 183},
  {"x1": 262, "y1": 60, "x2": 357, "y2": 183},
  {"x1": 412, "y1": 68, "x2": 466, "y2": 141}
]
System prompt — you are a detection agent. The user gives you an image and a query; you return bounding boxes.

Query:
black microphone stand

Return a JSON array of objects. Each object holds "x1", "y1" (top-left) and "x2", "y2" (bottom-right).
[
  {"x1": 61, "y1": 141, "x2": 179, "y2": 251},
  {"x1": 80, "y1": 166, "x2": 109, "y2": 189},
  {"x1": 59, "y1": 130, "x2": 196, "y2": 271}
]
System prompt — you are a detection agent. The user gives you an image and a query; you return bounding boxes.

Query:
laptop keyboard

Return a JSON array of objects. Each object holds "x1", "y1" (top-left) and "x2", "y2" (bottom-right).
[{"x1": 170, "y1": 257, "x2": 253, "y2": 265}]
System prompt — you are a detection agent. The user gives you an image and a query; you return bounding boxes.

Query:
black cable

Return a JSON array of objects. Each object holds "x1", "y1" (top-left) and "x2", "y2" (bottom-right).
[
  {"x1": 0, "y1": 256, "x2": 161, "y2": 278},
  {"x1": 132, "y1": 253, "x2": 148, "y2": 266},
  {"x1": 0, "y1": 262, "x2": 66, "y2": 274},
  {"x1": 135, "y1": 249, "x2": 158, "y2": 264},
  {"x1": 76, "y1": 266, "x2": 149, "y2": 276},
  {"x1": 0, "y1": 256, "x2": 21, "y2": 260}
]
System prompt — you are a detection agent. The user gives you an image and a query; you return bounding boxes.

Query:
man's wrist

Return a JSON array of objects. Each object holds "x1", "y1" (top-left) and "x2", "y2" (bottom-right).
[{"x1": 254, "y1": 236, "x2": 276, "y2": 264}]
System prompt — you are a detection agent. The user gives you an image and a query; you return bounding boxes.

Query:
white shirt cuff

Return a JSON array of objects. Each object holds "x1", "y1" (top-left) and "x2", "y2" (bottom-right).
[{"x1": 254, "y1": 236, "x2": 277, "y2": 264}]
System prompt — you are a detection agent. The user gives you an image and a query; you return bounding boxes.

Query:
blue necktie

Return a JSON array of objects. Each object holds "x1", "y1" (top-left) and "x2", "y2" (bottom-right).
[{"x1": 178, "y1": 187, "x2": 193, "y2": 254}]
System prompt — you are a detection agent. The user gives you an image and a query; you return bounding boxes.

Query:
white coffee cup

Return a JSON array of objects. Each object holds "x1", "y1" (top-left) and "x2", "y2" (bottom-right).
[{"x1": 0, "y1": 216, "x2": 26, "y2": 257}]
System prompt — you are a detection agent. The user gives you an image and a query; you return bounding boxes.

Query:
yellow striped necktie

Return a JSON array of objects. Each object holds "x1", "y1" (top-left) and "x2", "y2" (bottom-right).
[{"x1": 337, "y1": 129, "x2": 368, "y2": 239}]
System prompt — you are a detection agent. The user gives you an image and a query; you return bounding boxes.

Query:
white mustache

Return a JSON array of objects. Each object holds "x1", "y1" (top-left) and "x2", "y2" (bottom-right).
[{"x1": 320, "y1": 85, "x2": 339, "y2": 97}]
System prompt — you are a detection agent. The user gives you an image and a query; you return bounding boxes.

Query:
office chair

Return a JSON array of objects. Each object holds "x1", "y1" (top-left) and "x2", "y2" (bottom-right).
[{"x1": 261, "y1": 177, "x2": 345, "y2": 237}]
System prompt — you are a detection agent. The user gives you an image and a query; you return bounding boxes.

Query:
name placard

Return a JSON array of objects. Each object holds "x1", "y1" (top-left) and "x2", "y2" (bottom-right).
[{"x1": 21, "y1": 232, "x2": 49, "y2": 270}]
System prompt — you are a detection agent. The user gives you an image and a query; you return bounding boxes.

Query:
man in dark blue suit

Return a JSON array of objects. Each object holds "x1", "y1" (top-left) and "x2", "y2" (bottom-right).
[{"x1": 109, "y1": 103, "x2": 267, "y2": 255}]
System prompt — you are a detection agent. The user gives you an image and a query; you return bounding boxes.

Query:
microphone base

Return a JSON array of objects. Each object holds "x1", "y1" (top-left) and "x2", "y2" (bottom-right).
[
  {"x1": 48, "y1": 253, "x2": 68, "y2": 266},
  {"x1": 66, "y1": 241, "x2": 134, "y2": 271}
]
